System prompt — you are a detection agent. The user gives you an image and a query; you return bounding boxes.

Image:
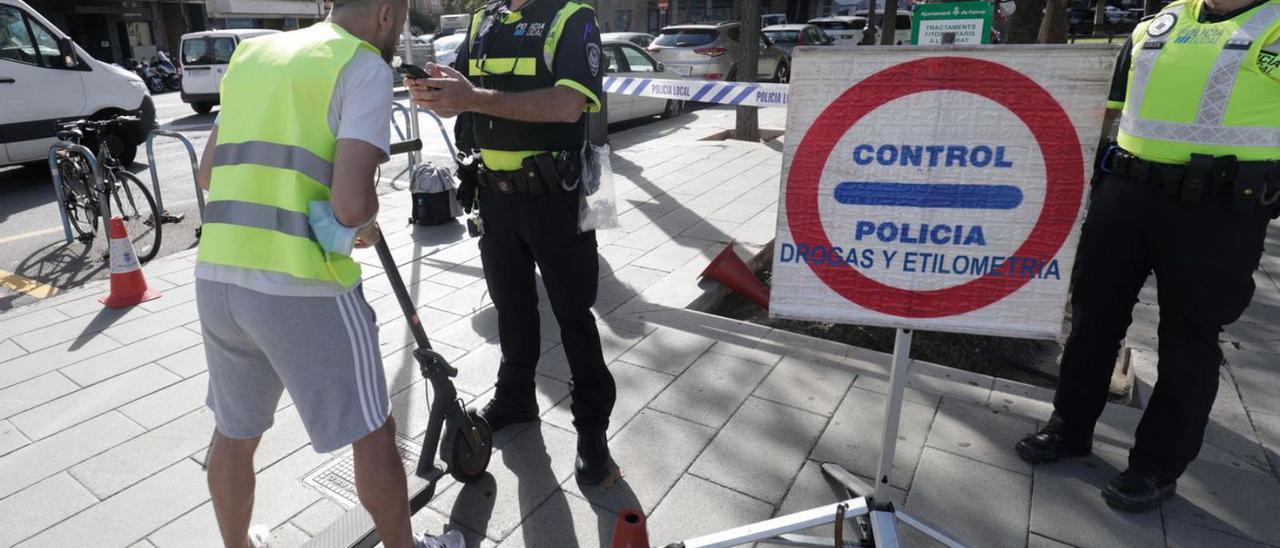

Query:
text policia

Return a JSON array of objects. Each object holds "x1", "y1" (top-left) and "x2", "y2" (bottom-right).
[{"x1": 778, "y1": 142, "x2": 1063, "y2": 281}]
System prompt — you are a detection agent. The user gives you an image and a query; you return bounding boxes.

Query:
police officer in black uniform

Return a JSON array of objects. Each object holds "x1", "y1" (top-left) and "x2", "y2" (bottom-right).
[
  {"x1": 1016, "y1": 0, "x2": 1280, "y2": 513},
  {"x1": 406, "y1": 0, "x2": 616, "y2": 484}
]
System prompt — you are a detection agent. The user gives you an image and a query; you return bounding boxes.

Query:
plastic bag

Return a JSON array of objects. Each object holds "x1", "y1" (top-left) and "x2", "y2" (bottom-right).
[{"x1": 578, "y1": 141, "x2": 619, "y2": 232}]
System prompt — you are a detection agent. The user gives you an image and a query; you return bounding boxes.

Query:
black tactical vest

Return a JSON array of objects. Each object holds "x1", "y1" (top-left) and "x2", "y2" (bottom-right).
[{"x1": 464, "y1": 0, "x2": 588, "y2": 153}]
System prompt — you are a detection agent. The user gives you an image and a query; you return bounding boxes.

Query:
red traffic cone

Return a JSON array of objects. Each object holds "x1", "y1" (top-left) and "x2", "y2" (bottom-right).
[
  {"x1": 611, "y1": 508, "x2": 649, "y2": 548},
  {"x1": 99, "y1": 216, "x2": 161, "y2": 309},
  {"x1": 700, "y1": 241, "x2": 769, "y2": 310}
]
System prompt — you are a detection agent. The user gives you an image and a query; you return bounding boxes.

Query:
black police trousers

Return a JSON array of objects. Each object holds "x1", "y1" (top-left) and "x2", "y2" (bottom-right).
[
  {"x1": 1047, "y1": 172, "x2": 1272, "y2": 482},
  {"x1": 477, "y1": 186, "x2": 616, "y2": 435}
]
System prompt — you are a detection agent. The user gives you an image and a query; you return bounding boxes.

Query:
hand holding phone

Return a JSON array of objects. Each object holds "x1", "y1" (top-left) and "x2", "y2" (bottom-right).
[{"x1": 398, "y1": 63, "x2": 430, "y2": 80}]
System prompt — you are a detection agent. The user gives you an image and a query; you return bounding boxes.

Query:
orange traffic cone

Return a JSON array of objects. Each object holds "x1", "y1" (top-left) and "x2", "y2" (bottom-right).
[
  {"x1": 99, "y1": 216, "x2": 161, "y2": 309},
  {"x1": 701, "y1": 241, "x2": 770, "y2": 310},
  {"x1": 611, "y1": 508, "x2": 649, "y2": 548}
]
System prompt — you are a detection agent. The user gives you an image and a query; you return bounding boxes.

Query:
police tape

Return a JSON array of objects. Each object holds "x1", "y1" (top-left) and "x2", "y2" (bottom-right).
[{"x1": 602, "y1": 76, "x2": 790, "y2": 108}]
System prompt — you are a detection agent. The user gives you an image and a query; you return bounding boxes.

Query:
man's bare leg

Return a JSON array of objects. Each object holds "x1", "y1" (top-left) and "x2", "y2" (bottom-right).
[
  {"x1": 208, "y1": 431, "x2": 261, "y2": 548},
  {"x1": 354, "y1": 417, "x2": 414, "y2": 548}
]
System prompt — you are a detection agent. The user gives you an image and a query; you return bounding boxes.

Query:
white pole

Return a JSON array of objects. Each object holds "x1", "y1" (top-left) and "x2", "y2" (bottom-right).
[
  {"x1": 402, "y1": 18, "x2": 421, "y2": 172},
  {"x1": 874, "y1": 328, "x2": 913, "y2": 504}
]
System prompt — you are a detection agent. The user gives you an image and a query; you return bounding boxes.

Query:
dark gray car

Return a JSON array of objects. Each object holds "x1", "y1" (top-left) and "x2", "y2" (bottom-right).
[{"x1": 763, "y1": 23, "x2": 834, "y2": 57}]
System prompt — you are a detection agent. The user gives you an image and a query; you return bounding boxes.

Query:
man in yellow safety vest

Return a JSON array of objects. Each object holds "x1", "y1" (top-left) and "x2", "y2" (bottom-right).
[{"x1": 195, "y1": 1, "x2": 461, "y2": 546}]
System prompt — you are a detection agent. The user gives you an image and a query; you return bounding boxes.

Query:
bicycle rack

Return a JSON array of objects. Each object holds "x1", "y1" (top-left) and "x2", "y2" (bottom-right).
[
  {"x1": 387, "y1": 103, "x2": 456, "y2": 189},
  {"x1": 145, "y1": 130, "x2": 200, "y2": 225},
  {"x1": 47, "y1": 142, "x2": 109, "y2": 245}
]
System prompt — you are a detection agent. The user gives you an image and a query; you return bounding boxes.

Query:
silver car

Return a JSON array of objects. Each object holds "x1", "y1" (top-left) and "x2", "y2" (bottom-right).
[
  {"x1": 602, "y1": 32, "x2": 655, "y2": 48},
  {"x1": 646, "y1": 22, "x2": 790, "y2": 83}
]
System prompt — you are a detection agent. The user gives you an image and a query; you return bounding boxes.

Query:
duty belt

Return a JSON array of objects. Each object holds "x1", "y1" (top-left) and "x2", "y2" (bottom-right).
[
  {"x1": 477, "y1": 150, "x2": 582, "y2": 195},
  {"x1": 1100, "y1": 146, "x2": 1280, "y2": 208}
]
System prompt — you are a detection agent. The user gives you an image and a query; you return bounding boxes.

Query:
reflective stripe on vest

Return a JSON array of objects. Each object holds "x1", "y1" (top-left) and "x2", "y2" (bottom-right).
[
  {"x1": 542, "y1": 2, "x2": 592, "y2": 71},
  {"x1": 1121, "y1": 3, "x2": 1280, "y2": 155},
  {"x1": 1124, "y1": 4, "x2": 1185, "y2": 121},
  {"x1": 204, "y1": 200, "x2": 314, "y2": 241},
  {"x1": 468, "y1": 57, "x2": 538, "y2": 76},
  {"x1": 213, "y1": 141, "x2": 334, "y2": 187}
]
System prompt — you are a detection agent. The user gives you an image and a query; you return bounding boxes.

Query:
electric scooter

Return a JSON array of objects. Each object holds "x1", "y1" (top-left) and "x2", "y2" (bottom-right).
[{"x1": 305, "y1": 138, "x2": 493, "y2": 548}]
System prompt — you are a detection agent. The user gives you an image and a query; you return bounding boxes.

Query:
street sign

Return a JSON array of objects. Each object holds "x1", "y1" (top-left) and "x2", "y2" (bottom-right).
[
  {"x1": 771, "y1": 46, "x2": 1117, "y2": 338},
  {"x1": 911, "y1": 2, "x2": 994, "y2": 45}
]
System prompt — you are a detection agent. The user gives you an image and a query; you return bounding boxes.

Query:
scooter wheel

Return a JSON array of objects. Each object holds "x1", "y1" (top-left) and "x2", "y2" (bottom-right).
[{"x1": 441, "y1": 409, "x2": 492, "y2": 483}]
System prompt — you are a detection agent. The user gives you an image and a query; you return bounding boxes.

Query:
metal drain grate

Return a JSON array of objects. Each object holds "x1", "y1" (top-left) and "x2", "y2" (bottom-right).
[{"x1": 303, "y1": 433, "x2": 422, "y2": 507}]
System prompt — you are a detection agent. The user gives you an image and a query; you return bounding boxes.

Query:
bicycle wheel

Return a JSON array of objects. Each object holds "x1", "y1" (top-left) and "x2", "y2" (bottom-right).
[
  {"x1": 107, "y1": 170, "x2": 162, "y2": 263},
  {"x1": 57, "y1": 156, "x2": 99, "y2": 241}
]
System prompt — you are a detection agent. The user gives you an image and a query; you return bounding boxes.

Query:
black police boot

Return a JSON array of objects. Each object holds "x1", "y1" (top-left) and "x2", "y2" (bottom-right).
[
  {"x1": 1015, "y1": 429, "x2": 1092, "y2": 464},
  {"x1": 575, "y1": 433, "x2": 616, "y2": 485},
  {"x1": 478, "y1": 398, "x2": 539, "y2": 433},
  {"x1": 1102, "y1": 469, "x2": 1176, "y2": 512}
]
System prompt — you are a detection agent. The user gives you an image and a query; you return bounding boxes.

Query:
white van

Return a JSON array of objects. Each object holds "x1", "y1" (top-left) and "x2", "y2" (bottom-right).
[
  {"x1": 0, "y1": 0, "x2": 154, "y2": 167},
  {"x1": 179, "y1": 29, "x2": 279, "y2": 115}
]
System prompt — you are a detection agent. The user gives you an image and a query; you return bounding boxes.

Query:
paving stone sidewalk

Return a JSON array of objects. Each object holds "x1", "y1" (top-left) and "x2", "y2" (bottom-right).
[{"x1": 2, "y1": 106, "x2": 1278, "y2": 548}]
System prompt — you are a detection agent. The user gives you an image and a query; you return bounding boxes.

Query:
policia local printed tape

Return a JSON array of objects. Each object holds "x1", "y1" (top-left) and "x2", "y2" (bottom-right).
[{"x1": 603, "y1": 76, "x2": 790, "y2": 108}]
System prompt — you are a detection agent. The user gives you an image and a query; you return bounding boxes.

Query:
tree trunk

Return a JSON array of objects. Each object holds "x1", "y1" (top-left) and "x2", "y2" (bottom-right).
[
  {"x1": 1037, "y1": 0, "x2": 1069, "y2": 43},
  {"x1": 1093, "y1": 0, "x2": 1108, "y2": 37},
  {"x1": 1007, "y1": 0, "x2": 1045, "y2": 43},
  {"x1": 734, "y1": 0, "x2": 761, "y2": 142},
  {"x1": 879, "y1": 0, "x2": 900, "y2": 45}
]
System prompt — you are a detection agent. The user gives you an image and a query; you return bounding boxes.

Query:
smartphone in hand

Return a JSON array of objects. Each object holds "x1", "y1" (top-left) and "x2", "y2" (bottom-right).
[{"x1": 397, "y1": 63, "x2": 430, "y2": 80}]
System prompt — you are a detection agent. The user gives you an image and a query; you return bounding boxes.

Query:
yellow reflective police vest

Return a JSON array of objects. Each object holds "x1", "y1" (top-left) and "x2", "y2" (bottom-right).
[
  {"x1": 197, "y1": 23, "x2": 376, "y2": 289},
  {"x1": 1118, "y1": 0, "x2": 1280, "y2": 163}
]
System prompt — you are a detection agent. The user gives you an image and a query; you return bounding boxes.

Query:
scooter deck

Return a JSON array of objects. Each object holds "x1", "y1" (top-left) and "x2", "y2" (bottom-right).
[{"x1": 303, "y1": 466, "x2": 446, "y2": 548}]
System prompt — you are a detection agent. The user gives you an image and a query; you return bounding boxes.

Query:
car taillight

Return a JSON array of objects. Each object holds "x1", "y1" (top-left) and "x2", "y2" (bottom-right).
[
  {"x1": 706, "y1": 73, "x2": 723, "y2": 80},
  {"x1": 694, "y1": 47, "x2": 727, "y2": 57},
  {"x1": 646, "y1": 46, "x2": 660, "y2": 54}
]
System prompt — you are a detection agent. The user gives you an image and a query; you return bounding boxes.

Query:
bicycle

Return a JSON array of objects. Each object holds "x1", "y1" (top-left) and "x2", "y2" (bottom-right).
[{"x1": 54, "y1": 116, "x2": 162, "y2": 263}]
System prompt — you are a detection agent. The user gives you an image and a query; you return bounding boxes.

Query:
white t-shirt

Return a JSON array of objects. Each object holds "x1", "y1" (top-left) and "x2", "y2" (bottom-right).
[{"x1": 198, "y1": 50, "x2": 395, "y2": 297}]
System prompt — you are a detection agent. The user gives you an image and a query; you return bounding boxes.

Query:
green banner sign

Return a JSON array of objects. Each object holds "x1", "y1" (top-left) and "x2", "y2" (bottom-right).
[{"x1": 911, "y1": 1, "x2": 995, "y2": 45}]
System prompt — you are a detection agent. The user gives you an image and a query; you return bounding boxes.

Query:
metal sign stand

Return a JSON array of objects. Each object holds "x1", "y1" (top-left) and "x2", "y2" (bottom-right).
[{"x1": 669, "y1": 329, "x2": 968, "y2": 548}]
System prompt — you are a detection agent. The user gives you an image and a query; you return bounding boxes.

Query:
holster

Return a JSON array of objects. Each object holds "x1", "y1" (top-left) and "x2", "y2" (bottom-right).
[{"x1": 455, "y1": 152, "x2": 481, "y2": 213}]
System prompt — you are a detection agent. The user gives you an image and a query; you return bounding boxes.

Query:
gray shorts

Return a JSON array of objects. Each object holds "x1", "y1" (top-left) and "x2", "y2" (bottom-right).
[{"x1": 197, "y1": 278, "x2": 390, "y2": 453}]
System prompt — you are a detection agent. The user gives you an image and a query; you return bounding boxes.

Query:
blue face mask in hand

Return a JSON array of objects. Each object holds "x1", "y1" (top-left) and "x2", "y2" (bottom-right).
[{"x1": 308, "y1": 200, "x2": 358, "y2": 256}]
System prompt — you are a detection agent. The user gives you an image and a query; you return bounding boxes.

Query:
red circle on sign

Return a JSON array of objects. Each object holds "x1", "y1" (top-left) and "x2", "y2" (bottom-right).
[{"x1": 785, "y1": 56, "x2": 1084, "y2": 319}]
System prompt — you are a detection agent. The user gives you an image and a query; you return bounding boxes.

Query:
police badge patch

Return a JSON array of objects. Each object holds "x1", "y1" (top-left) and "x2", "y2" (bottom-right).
[
  {"x1": 587, "y1": 42, "x2": 602, "y2": 77},
  {"x1": 1147, "y1": 12, "x2": 1177, "y2": 38}
]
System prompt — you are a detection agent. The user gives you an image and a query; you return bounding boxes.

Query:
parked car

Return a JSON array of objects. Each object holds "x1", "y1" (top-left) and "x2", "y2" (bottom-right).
[
  {"x1": 600, "y1": 39, "x2": 685, "y2": 123},
  {"x1": 763, "y1": 24, "x2": 835, "y2": 58},
  {"x1": 1104, "y1": 5, "x2": 1126, "y2": 23},
  {"x1": 179, "y1": 29, "x2": 278, "y2": 115},
  {"x1": 854, "y1": 9, "x2": 912, "y2": 44},
  {"x1": 0, "y1": 0, "x2": 154, "y2": 167},
  {"x1": 396, "y1": 34, "x2": 433, "y2": 64},
  {"x1": 646, "y1": 22, "x2": 790, "y2": 82},
  {"x1": 808, "y1": 15, "x2": 869, "y2": 44},
  {"x1": 602, "y1": 32, "x2": 656, "y2": 48},
  {"x1": 761, "y1": 13, "x2": 788, "y2": 27},
  {"x1": 431, "y1": 32, "x2": 465, "y2": 68}
]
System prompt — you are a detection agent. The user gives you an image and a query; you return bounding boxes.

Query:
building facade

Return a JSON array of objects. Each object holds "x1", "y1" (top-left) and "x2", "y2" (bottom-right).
[{"x1": 22, "y1": 0, "x2": 328, "y2": 65}]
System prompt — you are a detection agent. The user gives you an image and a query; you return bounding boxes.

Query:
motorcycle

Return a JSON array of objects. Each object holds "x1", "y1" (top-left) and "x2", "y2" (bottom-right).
[
  {"x1": 121, "y1": 58, "x2": 166, "y2": 94},
  {"x1": 151, "y1": 51, "x2": 182, "y2": 92}
]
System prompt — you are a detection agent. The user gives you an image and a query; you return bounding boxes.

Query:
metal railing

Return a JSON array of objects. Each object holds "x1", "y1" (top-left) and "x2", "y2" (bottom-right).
[
  {"x1": 387, "y1": 103, "x2": 456, "y2": 189},
  {"x1": 47, "y1": 142, "x2": 108, "y2": 244},
  {"x1": 145, "y1": 130, "x2": 202, "y2": 224}
]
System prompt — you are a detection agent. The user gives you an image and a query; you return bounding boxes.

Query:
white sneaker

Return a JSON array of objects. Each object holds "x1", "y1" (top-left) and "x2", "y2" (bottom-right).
[
  {"x1": 416, "y1": 529, "x2": 465, "y2": 548},
  {"x1": 248, "y1": 524, "x2": 271, "y2": 548}
]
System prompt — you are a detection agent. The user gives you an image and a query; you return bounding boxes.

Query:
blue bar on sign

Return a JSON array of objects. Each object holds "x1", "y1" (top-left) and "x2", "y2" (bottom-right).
[{"x1": 833, "y1": 182, "x2": 1024, "y2": 210}]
